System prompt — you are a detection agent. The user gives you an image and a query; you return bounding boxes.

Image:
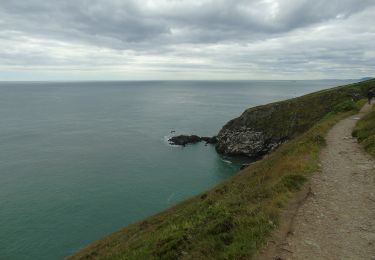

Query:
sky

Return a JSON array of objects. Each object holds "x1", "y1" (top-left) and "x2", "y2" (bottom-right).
[{"x1": 0, "y1": 0, "x2": 374, "y2": 81}]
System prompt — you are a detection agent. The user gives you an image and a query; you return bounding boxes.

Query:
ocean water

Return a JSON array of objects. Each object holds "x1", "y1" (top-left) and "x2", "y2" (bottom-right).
[{"x1": 0, "y1": 80, "x2": 356, "y2": 259}]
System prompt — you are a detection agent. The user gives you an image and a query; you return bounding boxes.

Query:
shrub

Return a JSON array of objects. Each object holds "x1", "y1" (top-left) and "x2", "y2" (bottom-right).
[{"x1": 333, "y1": 100, "x2": 358, "y2": 113}]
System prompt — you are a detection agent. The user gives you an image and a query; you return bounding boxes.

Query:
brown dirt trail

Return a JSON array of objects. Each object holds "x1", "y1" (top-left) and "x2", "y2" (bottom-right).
[{"x1": 260, "y1": 104, "x2": 375, "y2": 260}]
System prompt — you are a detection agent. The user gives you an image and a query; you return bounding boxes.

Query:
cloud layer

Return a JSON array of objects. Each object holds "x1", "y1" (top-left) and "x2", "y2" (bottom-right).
[{"x1": 0, "y1": 0, "x2": 374, "y2": 80}]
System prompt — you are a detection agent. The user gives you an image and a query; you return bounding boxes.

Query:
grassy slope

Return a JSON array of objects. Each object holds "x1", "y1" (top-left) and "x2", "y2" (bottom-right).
[
  {"x1": 353, "y1": 105, "x2": 375, "y2": 157},
  {"x1": 216, "y1": 79, "x2": 374, "y2": 157},
  {"x1": 220, "y1": 80, "x2": 373, "y2": 141},
  {"x1": 71, "y1": 80, "x2": 374, "y2": 260}
]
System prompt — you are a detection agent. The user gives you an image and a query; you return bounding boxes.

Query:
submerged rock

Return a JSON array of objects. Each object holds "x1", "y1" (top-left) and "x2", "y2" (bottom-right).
[
  {"x1": 168, "y1": 135, "x2": 217, "y2": 146},
  {"x1": 201, "y1": 136, "x2": 217, "y2": 144}
]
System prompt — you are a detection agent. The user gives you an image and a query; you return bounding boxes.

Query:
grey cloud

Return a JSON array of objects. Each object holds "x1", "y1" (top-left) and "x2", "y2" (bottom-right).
[
  {"x1": 0, "y1": 1, "x2": 169, "y2": 49},
  {"x1": 0, "y1": 0, "x2": 374, "y2": 79},
  {"x1": 1, "y1": 0, "x2": 374, "y2": 48}
]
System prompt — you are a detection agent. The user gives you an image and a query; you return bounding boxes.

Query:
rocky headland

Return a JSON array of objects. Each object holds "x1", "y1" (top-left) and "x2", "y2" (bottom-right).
[
  {"x1": 215, "y1": 83, "x2": 370, "y2": 158},
  {"x1": 168, "y1": 135, "x2": 217, "y2": 146},
  {"x1": 170, "y1": 83, "x2": 370, "y2": 159}
]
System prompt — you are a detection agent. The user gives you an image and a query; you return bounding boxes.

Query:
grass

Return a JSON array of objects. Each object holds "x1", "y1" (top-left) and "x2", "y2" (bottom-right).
[
  {"x1": 353, "y1": 105, "x2": 375, "y2": 157},
  {"x1": 71, "y1": 80, "x2": 374, "y2": 260},
  {"x1": 217, "y1": 79, "x2": 375, "y2": 157}
]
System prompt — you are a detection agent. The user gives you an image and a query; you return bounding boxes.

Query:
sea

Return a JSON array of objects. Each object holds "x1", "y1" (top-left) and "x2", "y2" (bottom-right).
[{"x1": 0, "y1": 80, "x2": 357, "y2": 259}]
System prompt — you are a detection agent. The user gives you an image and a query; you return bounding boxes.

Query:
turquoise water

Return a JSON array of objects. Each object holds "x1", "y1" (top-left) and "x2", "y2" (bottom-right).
[{"x1": 0, "y1": 80, "x2": 356, "y2": 259}]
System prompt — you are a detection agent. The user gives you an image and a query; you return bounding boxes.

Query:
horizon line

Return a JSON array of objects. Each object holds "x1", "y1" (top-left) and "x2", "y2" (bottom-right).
[{"x1": 0, "y1": 78, "x2": 369, "y2": 83}]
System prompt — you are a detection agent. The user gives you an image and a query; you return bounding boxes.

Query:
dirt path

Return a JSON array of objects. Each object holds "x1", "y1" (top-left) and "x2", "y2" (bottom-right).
[{"x1": 260, "y1": 104, "x2": 375, "y2": 260}]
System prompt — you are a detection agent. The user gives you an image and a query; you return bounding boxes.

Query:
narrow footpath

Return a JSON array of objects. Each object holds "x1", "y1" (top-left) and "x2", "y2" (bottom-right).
[{"x1": 261, "y1": 104, "x2": 375, "y2": 260}]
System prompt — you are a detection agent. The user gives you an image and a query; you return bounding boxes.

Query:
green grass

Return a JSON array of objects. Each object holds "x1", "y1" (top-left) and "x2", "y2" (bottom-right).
[
  {"x1": 216, "y1": 79, "x2": 374, "y2": 157},
  {"x1": 71, "y1": 80, "x2": 374, "y2": 260},
  {"x1": 353, "y1": 106, "x2": 375, "y2": 157}
]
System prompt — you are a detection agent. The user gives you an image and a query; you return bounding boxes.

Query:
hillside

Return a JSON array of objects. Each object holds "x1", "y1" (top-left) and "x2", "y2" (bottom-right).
[
  {"x1": 216, "y1": 80, "x2": 374, "y2": 158},
  {"x1": 70, "y1": 79, "x2": 375, "y2": 259},
  {"x1": 353, "y1": 104, "x2": 375, "y2": 157},
  {"x1": 259, "y1": 103, "x2": 375, "y2": 259}
]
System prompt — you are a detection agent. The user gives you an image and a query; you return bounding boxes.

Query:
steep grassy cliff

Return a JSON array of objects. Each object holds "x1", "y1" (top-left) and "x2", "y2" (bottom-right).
[
  {"x1": 216, "y1": 80, "x2": 374, "y2": 158},
  {"x1": 71, "y1": 79, "x2": 374, "y2": 260},
  {"x1": 353, "y1": 104, "x2": 375, "y2": 157}
]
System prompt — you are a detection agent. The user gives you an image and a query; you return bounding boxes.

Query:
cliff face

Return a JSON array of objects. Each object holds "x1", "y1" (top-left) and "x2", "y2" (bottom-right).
[
  {"x1": 215, "y1": 103, "x2": 293, "y2": 158},
  {"x1": 216, "y1": 80, "x2": 375, "y2": 158}
]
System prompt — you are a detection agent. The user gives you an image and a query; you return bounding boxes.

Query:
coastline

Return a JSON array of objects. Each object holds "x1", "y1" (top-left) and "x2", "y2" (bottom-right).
[{"x1": 70, "y1": 79, "x2": 375, "y2": 259}]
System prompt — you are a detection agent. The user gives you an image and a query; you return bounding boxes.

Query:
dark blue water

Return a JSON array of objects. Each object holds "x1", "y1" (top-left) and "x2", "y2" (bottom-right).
[{"x1": 0, "y1": 80, "x2": 356, "y2": 259}]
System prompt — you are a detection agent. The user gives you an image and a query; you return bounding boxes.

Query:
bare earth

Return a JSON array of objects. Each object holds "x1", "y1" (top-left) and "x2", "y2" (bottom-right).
[{"x1": 260, "y1": 104, "x2": 375, "y2": 260}]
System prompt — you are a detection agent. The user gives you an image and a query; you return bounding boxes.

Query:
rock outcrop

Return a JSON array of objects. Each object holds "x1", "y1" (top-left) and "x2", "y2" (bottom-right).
[
  {"x1": 216, "y1": 126, "x2": 286, "y2": 158},
  {"x1": 215, "y1": 103, "x2": 293, "y2": 158},
  {"x1": 216, "y1": 81, "x2": 374, "y2": 158},
  {"x1": 169, "y1": 135, "x2": 217, "y2": 146},
  {"x1": 200, "y1": 136, "x2": 218, "y2": 144}
]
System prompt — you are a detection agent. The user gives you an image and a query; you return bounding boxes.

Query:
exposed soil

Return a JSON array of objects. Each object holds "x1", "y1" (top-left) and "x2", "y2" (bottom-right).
[{"x1": 259, "y1": 104, "x2": 375, "y2": 260}]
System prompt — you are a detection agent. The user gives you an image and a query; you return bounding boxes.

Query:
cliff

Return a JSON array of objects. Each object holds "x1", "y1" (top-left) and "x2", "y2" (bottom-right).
[
  {"x1": 70, "y1": 79, "x2": 375, "y2": 260},
  {"x1": 216, "y1": 80, "x2": 374, "y2": 158}
]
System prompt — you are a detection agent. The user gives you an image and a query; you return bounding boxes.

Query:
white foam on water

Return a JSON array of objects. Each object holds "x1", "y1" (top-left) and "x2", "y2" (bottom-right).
[
  {"x1": 221, "y1": 159, "x2": 232, "y2": 164},
  {"x1": 162, "y1": 135, "x2": 181, "y2": 147},
  {"x1": 167, "y1": 193, "x2": 176, "y2": 204}
]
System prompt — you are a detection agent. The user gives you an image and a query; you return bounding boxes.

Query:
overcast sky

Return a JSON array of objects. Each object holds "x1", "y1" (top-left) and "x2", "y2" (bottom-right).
[{"x1": 0, "y1": 0, "x2": 374, "y2": 80}]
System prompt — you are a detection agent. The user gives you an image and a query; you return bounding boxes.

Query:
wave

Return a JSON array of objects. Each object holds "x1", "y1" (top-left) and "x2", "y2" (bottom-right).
[
  {"x1": 162, "y1": 135, "x2": 180, "y2": 147},
  {"x1": 221, "y1": 159, "x2": 232, "y2": 164}
]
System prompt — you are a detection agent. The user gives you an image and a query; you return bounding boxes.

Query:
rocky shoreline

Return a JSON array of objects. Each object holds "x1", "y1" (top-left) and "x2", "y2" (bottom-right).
[
  {"x1": 168, "y1": 135, "x2": 217, "y2": 146},
  {"x1": 170, "y1": 82, "x2": 371, "y2": 159}
]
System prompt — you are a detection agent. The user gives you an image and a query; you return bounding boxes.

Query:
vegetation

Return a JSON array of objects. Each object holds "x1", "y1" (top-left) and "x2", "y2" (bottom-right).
[
  {"x1": 220, "y1": 79, "x2": 374, "y2": 144},
  {"x1": 353, "y1": 105, "x2": 375, "y2": 157},
  {"x1": 71, "y1": 80, "x2": 374, "y2": 260},
  {"x1": 216, "y1": 79, "x2": 374, "y2": 157}
]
